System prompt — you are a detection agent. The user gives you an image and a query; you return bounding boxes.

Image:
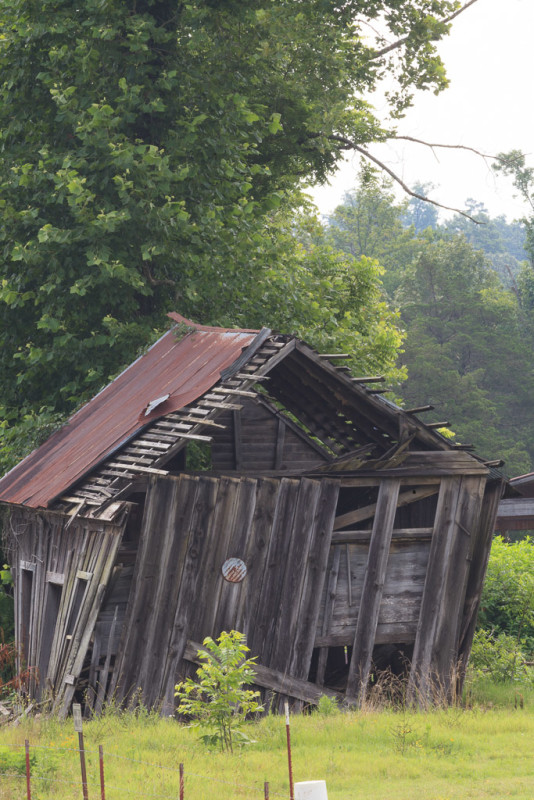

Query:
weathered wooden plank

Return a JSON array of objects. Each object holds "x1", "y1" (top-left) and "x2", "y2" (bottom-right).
[
  {"x1": 315, "y1": 621, "x2": 418, "y2": 648},
  {"x1": 112, "y1": 475, "x2": 200, "y2": 707},
  {"x1": 190, "y1": 476, "x2": 242, "y2": 640},
  {"x1": 199, "y1": 400, "x2": 243, "y2": 411},
  {"x1": 233, "y1": 478, "x2": 281, "y2": 638},
  {"x1": 345, "y1": 479, "x2": 401, "y2": 703},
  {"x1": 457, "y1": 478, "x2": 504, "y2": 687},
  {"x1": 94, "y1": 605, "x2": 118, "y2": 714},
  {"x1": 407, "y1": 475, "x2": 485, "y2": 705},
  {"x1": 315, "y1": 545, "x2": 341, "y2": 686},
  {"x1": 54, "y1": 523, "x2": 125, "y2": 717},
  {"x1": 134, "y1": 476, "x2": 194, "y2": 696},
  {"x1": 183, "y1": 641, "x2": 342, "y2": 705},
  {"x1": 212, "y1": 477, "x2": 258, "y2": 635},
  {"x1": 158, "y1": 477, "x2": 220, "y2": 713},
  {"x1": 268, "y1": 479, "x2": 323, "y2": 676},
  {"x1": 430, "y1": 476, "x2": 486, "y2": 698},
  {"x1": 287, "y1": 480, "x2": 339, "y2": 683},
  {"x1": 331, "y1": 528, "x2": 433, "y2": 544},
  {"x1": 248, "y1": 478, "x2": 300, "y2": 666},
  {"x1": 334, "y1": 486, "x2": 438, "y2": 530}
]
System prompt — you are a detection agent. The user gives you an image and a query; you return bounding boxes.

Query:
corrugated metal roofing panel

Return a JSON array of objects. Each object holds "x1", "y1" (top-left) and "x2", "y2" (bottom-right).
[{"x1": 0, "y1": 316, "x2": 259, "y2": 508}]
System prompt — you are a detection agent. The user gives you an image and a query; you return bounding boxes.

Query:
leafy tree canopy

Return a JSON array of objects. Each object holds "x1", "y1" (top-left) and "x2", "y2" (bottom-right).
[{"x1": 0, "y1": 0, "x2": 462, "y2": 460}]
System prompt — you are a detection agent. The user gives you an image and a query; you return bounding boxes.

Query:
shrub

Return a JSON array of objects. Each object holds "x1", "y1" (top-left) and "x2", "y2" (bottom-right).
[
  {"x1": 175, "y1": 631, "x2": 263, "y2": 752},
  {"x1": 469, "y1": 629, "x2": 533, "y2": 685},
  {"x1": 478, "y1": 536, "x2": 534, "y2": 656}
]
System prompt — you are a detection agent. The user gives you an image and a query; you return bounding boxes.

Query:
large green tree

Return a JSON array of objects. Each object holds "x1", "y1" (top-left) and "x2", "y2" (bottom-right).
[{"x1": 0, "y1": 0, "x2": 466, "y2": 425}]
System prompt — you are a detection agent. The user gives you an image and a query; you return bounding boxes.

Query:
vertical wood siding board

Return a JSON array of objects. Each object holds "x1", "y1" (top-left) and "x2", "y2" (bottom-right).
[
  {"x1": 113, "y1": 476, "x2": 172, "y2": 699},
  {"x1": 113, "y1": 477, "x2": 201, "y2": 705},
  {"x1": 86, "y1": 624, "x2": 102, "y2": 709},
  {"x1": 49, "y1": 544, "x2": 81, "y2": 686},
  {"x1": 29, "y1": 515, "x2": 48, "y2": 694},
  {"x1": 94, "y1": 605, "x2": 119, "y2": 715},
  {"x1": 135, "y1": 477, "x2": 186, "y2": 692},
  {"x1": 60, "y1": 528, "x2": 122, "y2": 677},
  {"x1": 24, "y1": 515, "x2": 40, "y2": 681},
  {"x1": 55, "y1": 528, "x2": 112, "y2": 699},
  {"x1": 268, "y1": 479, "x2": 322, "y2": 673},
  {"x1": 158, "y1": 478, "x2": 220, "y2": 712},
  {"x1": 51, "y1": 531, "x2": 104, "y2": 712},
  {"x1": 56, "y1": 527, "x2": 124, "y2": 713},
  {"x1": 138, "y1": 474, "x2": 212, "y2": 696},
  {"x1": 408, "y1": 478, "x2": 461, "y2": 701},
  {"x1": 248, "y1": 478, "x2": 300, "y2": 665},
  {"x1": 56, "y1": 582, "x2": 108, "y2": 718},
  {"x1": 315, "y1": 546, "x2": 342, "y2": 685},
  {"x1": 46, "y1": 547, "x2": 75, "y2": 688},
  {"x1": 457, "y1": 479, "x2": 503, "y2": 685},
  {"x1": 288, "y1": 479, "x2": 340, "y2": 681},
  {"x1": 112, "y1": 476, "x2": 178, "y2": 699},
  {"x1": 233, "y1": 478, "x2": 280, "y2": 637},
  {"x1": 430, "y1": 476, "x2": 486, "y2": 688},
  {"x1": 346, "y1": 479, "x2": 401, "y2": 700},
  {"x1": 192, "y1": 476, "x2": 241, "y2": 640},
  {"x1": 213, "y1": 477, "x2": 258, "y2": 634}
]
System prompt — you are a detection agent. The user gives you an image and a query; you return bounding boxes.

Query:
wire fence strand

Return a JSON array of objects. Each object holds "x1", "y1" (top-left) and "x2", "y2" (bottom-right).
[{"x1": 0, "y1": 742, "x2": 289, "y2": 799}]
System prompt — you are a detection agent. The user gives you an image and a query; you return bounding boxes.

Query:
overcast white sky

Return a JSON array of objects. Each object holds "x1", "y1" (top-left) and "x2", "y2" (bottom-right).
[{"x1": 310, "y1": 0, "x2": 534, "y2": 221}]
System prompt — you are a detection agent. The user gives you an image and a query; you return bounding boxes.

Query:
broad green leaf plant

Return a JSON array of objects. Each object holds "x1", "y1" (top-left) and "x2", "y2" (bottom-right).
[{"x1": 175, "y1": 631, "x2": 263, "y2": 753}]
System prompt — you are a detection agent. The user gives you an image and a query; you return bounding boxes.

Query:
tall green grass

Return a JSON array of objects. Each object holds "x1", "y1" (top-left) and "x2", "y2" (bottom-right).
[{"x1": 0, "y1": 690, "x2": 533, "y2": 800}]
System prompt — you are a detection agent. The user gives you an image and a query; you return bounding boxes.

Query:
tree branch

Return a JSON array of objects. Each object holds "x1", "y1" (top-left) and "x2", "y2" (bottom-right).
[
  {"x1": 328, "y1": 134, "x2": 482, "y2": 223},
  {"x1": 371, "y1": 0, "x2": 481, "y2": 60},
  {"x1": 142, "y1": 263, "x2": 177, "y2": 288},
  {"x1": 392, "y1": 135, "x2": 496, "y2": 161}
]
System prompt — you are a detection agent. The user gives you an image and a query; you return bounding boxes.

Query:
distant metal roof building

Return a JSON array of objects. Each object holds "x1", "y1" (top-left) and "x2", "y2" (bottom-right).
[{"x1": 0, "y1": 313, "x2": 259, "y2": 508}]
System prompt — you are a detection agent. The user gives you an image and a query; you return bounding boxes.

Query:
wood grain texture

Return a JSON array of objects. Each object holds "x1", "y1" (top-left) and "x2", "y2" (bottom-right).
[{"x1": 345, "y1": 479, "x2": 400, "y2": 702}]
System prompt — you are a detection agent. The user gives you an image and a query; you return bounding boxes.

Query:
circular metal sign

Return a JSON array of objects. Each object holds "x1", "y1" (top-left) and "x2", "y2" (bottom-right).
[{"x1": 221, "y1": 558, "x2": 247, "y2": 583}]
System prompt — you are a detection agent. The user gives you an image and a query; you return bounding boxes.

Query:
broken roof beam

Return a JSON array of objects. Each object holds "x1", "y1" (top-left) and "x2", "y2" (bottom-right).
[
  {"x1": 295, "y1": 341, "x2": 450, "y2": 452},
  {"x1": 270, "y1": 356, "x2": 392, "y2": 451},
  {"x1": 351, "y1": 376, "x2": 385, "y2": 383}
]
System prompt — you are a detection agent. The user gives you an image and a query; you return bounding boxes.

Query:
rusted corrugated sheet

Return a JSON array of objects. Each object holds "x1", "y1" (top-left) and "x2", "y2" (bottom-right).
[{"x1": 0, "y1": 315, "x2": 259, "y2": 508}]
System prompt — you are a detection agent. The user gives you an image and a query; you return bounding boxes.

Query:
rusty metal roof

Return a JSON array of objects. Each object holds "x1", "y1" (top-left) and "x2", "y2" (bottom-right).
[{"x1": 0, "y1": 314, "x2": 259, "y2": 508}]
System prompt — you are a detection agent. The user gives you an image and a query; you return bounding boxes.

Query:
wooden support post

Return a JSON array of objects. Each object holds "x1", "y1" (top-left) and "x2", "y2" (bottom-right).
[
  {"x1": 285, "y1": 702, "x2": 294, "y2": 800},
  {"x1": 99, "y1": 745, "x2": 105, "y2": 800},
  {"x1": 345, "y1": 479, "x2": 400, "y2": 704},
  {"x1": 179, "y1": 763, "x2": 184, "y2": 800},
  {"x1": 25, "y1": 739, "x2": 31, "y2": 800},
  {"x1": 315, "y1": 547, "x2": 341, "y2": 687},
  {"x1": 73, "y1": 704, "x2": 89, "y2": 800},
  {"x1": 407, "y1": 476, "x2": 486, "y2": 706},
  {"x1": 457, "y1": 479, "x2": 504, "y2": 693}
]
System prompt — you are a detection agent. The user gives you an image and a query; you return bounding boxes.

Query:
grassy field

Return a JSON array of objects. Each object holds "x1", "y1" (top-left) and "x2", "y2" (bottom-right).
[{"x1": 0, "y1": 684, "x2": 533, "y2": 800}]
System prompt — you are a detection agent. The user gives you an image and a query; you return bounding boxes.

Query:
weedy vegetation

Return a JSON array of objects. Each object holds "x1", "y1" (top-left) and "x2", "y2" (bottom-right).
[
  {"x1": 0, "y1": 677, "x2": 533, "y2": 800},
  {"x1": 174, "y1": 631, "x2": 263, "y2": 752}
]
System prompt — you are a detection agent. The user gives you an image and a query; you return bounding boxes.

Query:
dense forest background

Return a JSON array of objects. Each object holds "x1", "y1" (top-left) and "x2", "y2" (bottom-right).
[{"x1": 325, "y1": 169, "x2": 534, "y2": 476}]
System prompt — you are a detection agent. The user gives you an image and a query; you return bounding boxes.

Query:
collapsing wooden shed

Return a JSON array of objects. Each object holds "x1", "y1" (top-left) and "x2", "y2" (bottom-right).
[{"x1": 0, "y1": 314, "x2": 504, "y2": 716}]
